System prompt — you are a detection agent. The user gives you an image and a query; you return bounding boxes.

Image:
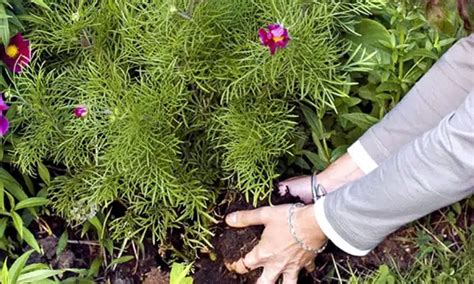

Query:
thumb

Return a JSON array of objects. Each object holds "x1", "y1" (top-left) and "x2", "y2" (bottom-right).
[{"x1": 225, "y1": 207, "x2": 270, "y2": 228}]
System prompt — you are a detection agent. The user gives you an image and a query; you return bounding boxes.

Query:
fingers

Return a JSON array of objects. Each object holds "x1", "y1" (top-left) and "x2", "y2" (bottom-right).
[
  {"x1": 256, "y1": 268, "x2": 281, "y2": 284},
  {"x1": 225, "y1": 207, "x2": 270, "y2": 228},
  {"x1": 304, "y1": 261, "x2": 316, "y2": 273},
  {"x1": 282, "y1": 270, "x2": 299, "y2": 284},
  {"x1": 277, "y1": 175, "x2": 313, "y2": 204},
  {"x1": 227, "y1": 246, "x2": 261, "y2": 274}
]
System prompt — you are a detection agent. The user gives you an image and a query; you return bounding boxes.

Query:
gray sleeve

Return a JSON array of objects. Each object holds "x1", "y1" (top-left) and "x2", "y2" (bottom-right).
[
  {"x1": 358, "y1": 34, "x2": 474, "y2": 164},
  {"x1": 319, "y1": 90, "x2": 474, "y2": 253}
]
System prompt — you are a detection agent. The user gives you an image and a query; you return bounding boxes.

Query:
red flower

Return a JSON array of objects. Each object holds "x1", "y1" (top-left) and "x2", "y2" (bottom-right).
[
  {"x1": 258, "y1": 24, "x2": 290, "y2": 55},
  {"x1": 0, "y1": 33, "x2": 31, "y2": 74}
]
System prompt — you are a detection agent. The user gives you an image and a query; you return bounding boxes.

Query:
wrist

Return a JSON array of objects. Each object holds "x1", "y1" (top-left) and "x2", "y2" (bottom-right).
[{"x1": 292, "y1": 204, "x2": 327, "y2": 248}]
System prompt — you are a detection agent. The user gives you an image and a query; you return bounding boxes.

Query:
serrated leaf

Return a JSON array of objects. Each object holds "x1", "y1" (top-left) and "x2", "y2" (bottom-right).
[
  {"x1": 8, "y1": 250, "x2": 33, "y2": 284},
  {"x1": 37, "y1": 162, "x2": 50, "y2": 186},
  {"x1": 14, "y1": 197, "x2": 48, "y2": 211},
  {"x1": 11, "y1": 211, "x2": 23, "y2": 238}
]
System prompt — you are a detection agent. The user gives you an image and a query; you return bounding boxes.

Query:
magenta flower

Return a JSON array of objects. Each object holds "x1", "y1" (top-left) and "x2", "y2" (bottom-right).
[
  {"x1": 0, "y1": 95, "x2": 9, "y2": 136},
  {"x1": 0, "y1": 33, "x2": 31, "y2": 74},
  {"x1": 0, "y1": 116, "x2": 8, "y2": 136},
  {"x1": 74, "y1": 105, "x2": 88, "y2": 118},
  {"x1": 0, "y1": 96, "x2": 9, "y2": 112},
  {"x1": 258, "y1": 24, "x2": 290, "y2": 55}
]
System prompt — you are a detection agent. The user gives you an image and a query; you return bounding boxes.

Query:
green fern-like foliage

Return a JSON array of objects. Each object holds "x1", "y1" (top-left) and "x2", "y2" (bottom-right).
[{"x1": 9, "y1": 0, "x2": 381, "y2": 254}]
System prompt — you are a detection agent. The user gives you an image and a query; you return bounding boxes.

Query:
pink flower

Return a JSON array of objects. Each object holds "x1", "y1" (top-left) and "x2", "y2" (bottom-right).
[
  {"x1": 74, "y1": 105, "x2": 88, "y2": 118},
  {"x1": 0, "y1": 95, "x2": 9, "y2": 112},
  {"x1": 0, "y1": 116, "x2": 8, "y2": 136},
  {"x1": 0, "y1": 33, "x2": 31, "y2": 74},
  {"x1": 0, "y1": 95, "x2": 9, "y2": 136},
  {"x1": 258, "y1": 24, "x2": 290, "y2": 55}
]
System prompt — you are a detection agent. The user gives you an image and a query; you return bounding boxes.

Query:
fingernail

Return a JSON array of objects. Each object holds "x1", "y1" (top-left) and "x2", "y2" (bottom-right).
[{"x1": 226, "y1": 213, "x2": 237, "y2": 225}]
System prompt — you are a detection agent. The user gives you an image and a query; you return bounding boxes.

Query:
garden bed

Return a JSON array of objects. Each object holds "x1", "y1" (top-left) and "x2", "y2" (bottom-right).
[{"x1": 24, "y1": 191, "x2": 472, "y2": 283}]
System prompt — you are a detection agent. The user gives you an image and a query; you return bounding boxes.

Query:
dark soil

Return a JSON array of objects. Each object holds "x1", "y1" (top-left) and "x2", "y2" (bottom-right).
[
  {"x1": 19, "y1": 194, "x2": 471, "y2": 283},
  {"x1": 27, "y1": 216, "x2": 167, "y2": 283},
  {"x1": 193, "y1": 191, "x2": 473, "y2": 284}
]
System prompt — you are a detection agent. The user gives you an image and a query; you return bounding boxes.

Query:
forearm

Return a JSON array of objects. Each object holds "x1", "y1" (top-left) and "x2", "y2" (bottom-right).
[
  {"x1": 316, "y1": 91, "x2": 474, "y2": 255},
  {"x1": 316, "y1": 153, "x2": 365, "y2": 192}
]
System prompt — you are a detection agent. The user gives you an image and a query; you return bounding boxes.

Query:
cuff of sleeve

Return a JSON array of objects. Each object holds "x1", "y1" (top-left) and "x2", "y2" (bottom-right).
[
  {"x1": 313, "y1": 197, "x2": 371, "y2": 256},
  {"x1": 347, "y1": 140, "x2": 378, "y2": 174}
]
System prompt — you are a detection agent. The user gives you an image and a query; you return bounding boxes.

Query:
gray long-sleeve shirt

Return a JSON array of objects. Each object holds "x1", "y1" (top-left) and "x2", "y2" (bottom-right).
[{"x1": 314, "y1": 34, "x2": 474, "y2": 255}]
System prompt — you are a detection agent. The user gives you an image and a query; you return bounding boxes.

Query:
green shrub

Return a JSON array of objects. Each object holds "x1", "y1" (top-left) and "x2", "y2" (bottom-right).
[{"x1": 8, "y1": 0, "x2": 382, "y2": 253}]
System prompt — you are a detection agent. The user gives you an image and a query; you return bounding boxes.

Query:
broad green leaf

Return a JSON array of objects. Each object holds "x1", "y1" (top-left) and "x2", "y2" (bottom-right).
[
  {"x1": 11, "y1": 211, "x2": 23, "y2": 238},
  {"x1": 15, "y1": 197, "x2": 49, "y2": 211},
  {"x1": 33, "y1": 279, "x2": 57, "y2": 284},
  {"x1": 8, "y1": 250, "x2": 33, "y2": 284},
  {"x1": 303, "y1": 150, "x2": 328, "y2": 171},
  {"x1": 452, "y1": 202, "x2": 462, "y2": 215},
  {"x1": 103, "y1": 238, "x2": 114, "y2": 255},
  {"x1": 340, "y1": 113, "x2": 379, "y2": 131},
  {"x1": 300, "y1": 104, "x2": 323, "y2": 139},
  {"x1": 88, "y1": 216, "x2": 103, "y2": 235},
  {"x1": 294, "y1": 157, "x2": 310, "y2": 170},
  {"x1": 0, "y1": 4, "x2": 10, "y2": 45},
  {"x1": 0, "y1": 181, "x2": 4, "y2": 211},
  {"x1": 56, "y1": 230, "x2": 68, "y2": 256},
  {"x1": 0, "y1": 217, "x2": 8, "y2": 237},
  {"x1": 21, "y1": 173, "x2": 35, "y2": 196},
  {"x1": 87, "y1": 257, "x2": 102, "y2": 277},
  {"x1": 170, "y1": 263, "x2": 193, "y2": 284},
  {"x1": 403, "y1": 48, "x2": 438, "y2": 60},
  {"x1": 346, "y1": 18, "x2": 392, "y2": 65},
  {"x1": 17, "y1": 269, "x2": 64, "y2": 282},
  {"x1": 0, "y1": 168, "x2": 27, "y2": 201},
  {"x1": 109, "y1": 255, "x2": 134, "y2": 266},
  {"x1": 23, "y1": 227, "x2": 41, "y2": 253},
  {"x1": 37, "y1": 162, "x2": 50, "y2": 186},
  {"x1": 61, "y1": 278, "x2": 95, "y2": 284},
  {"x1": 330, "y1": 145, "x2": 348, "y2": 162},
  {"x1": 2, "y1": 259, "x2": 8, "y2": 284},
  {"x1": 22, "y1": 263, "x2": 50, "y2": 274}
]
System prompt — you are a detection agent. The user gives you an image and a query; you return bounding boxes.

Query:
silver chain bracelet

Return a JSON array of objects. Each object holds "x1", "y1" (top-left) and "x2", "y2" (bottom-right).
[{"x1": 288, "y1": 202, "x2": 328, "y2": 254}]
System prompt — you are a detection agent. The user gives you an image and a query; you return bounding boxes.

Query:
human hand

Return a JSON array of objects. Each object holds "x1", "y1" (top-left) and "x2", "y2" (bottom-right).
[
  {"x1": 277, "y1": 175, "x2": 313, "y2": 204},
  {"x1": 225, "y1": 204, "x2": 327, "y2": 284}
]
